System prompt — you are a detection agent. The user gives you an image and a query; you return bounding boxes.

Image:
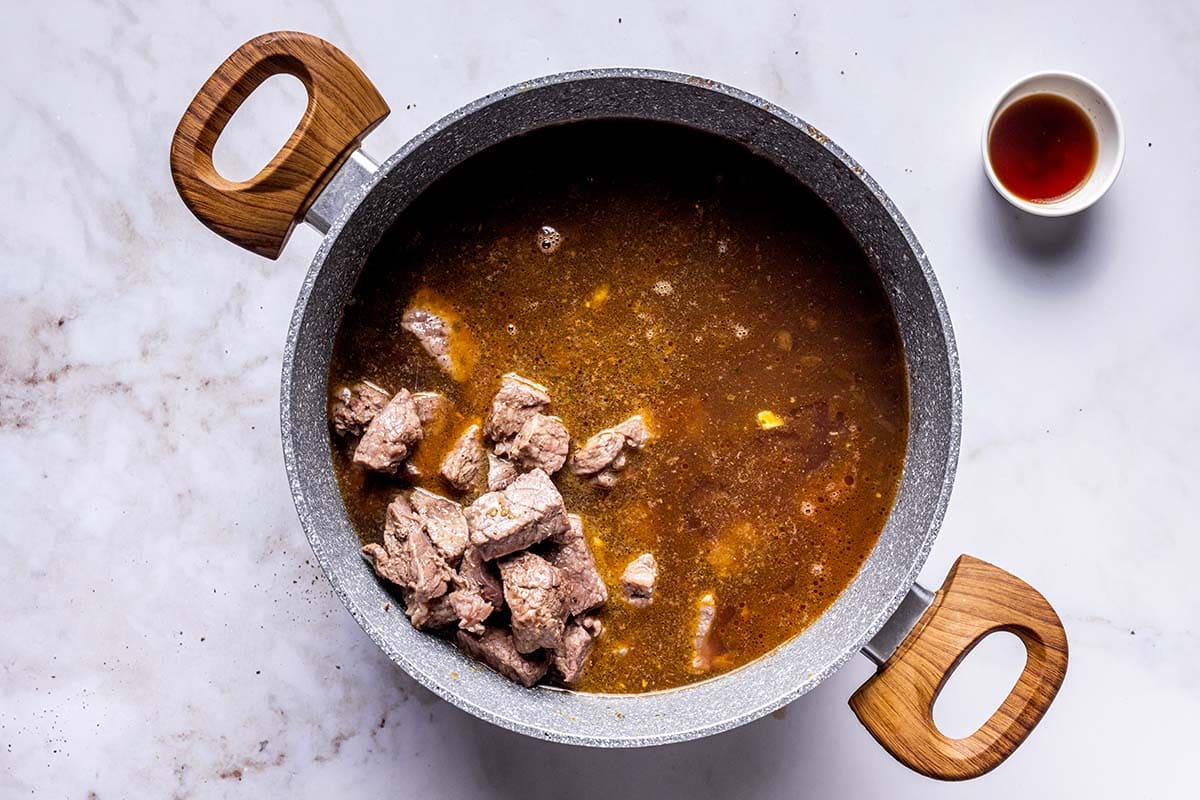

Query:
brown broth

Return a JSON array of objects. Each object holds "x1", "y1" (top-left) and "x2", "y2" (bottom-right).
[{"x1": 328, "y1": 121, "x2": 909, "y2": 693}]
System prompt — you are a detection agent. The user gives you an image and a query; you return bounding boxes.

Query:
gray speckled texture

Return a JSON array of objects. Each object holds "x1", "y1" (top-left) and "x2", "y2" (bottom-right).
[{"x1": 280, "y1": 70, "x2": 961, "y2": 747}]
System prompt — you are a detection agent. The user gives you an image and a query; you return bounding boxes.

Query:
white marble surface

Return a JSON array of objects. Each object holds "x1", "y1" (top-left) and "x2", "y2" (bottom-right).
[{"x1": 2, "y1": 1, "x2": 1198, "y2": 796}]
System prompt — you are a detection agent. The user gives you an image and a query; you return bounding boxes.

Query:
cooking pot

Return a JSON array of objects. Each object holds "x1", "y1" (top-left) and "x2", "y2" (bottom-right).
[{"x1": 170, "y1": 31, "x2": 1068, "y2": 780}]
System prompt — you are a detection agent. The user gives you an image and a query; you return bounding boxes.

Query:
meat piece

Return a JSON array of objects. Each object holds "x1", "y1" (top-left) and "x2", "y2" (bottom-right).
[
  {"x1": 487, "y1": 453, "x2": 520, "y2": 491},
  {"x1": 464, "y1": 469, "x2": 570, "y2": 560},
  {"x1": 439, "y1": 424, "x2": 484, "y2": 492},
  {"x1": 353, "y1": 389, "x2": 423, "y2": 472},
  {"x1": 457, "y1": 547, "x2": 505, "y2": 611},
  {"x1": 483, "y1": 373, "x2": 550, "y2": 442},
  {"x1": 405, "y1": 590, "x2": 458, "y2": 630},
  {"x1": 448, "y1": 587, "x2": 494, "y2": 634},
  {"x1": 545, "y1": 515, "x2": 608, "y2": 614},
  {"x1": 620, "y1": 553, "x2": 658, "y2": 607},
  {"x1": 412, "y1": 391, "x2": 450, "y2": 427},
  {"x1": 456, "y1": 627, "x2": 549, "y2": 688},
  {"x1": 402, "y1": 306, "x2": 454, "y2": 376},
  {"x1": 499, "y1": 552, "x2": 569, "y2": 653},
  {"x1": 691, "y1": 593, "x2": 718, "y2": 672},
  {"x1": 510, "y1": 414, "x2": 570, "y2": 474},
  {"x1": 614, "y1": 415, "x2": 650, "y2": 449},
  {"x1": 361, "y1": 495, "x2": 452, "y2": 602},
  {"x1": 331, "y1": 380, "x2": 390, "y2": 437},
  {"x1": 571, "y1": 429, "x2": 625, "y2": 475},
  {"x1": 409, "y1": 489, "x2": 470, "y2": 564},
  {"x1": 552, "y1": 619, "x2": 602, "y2": 686},
  {"x1": 571, "y1": 414, "x2": 651, "y2": 487}
]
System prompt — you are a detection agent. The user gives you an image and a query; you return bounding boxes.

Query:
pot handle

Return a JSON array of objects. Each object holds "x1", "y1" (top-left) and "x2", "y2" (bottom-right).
[
  {"x1": 849, "y1": 555, "x2": 1068, "y2": 780},
  {"x1": 169, "y1": 31, "x2": 389, "y2": 259}
]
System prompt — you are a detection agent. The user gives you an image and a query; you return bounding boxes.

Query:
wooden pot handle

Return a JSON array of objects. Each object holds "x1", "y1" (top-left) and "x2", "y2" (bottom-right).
[
  {"x1": 849, "y1": 555, "x2": 1068, "y2": 780},
  {"x1": 169, "y1": 31, "x2": 389, "y2": 259}
]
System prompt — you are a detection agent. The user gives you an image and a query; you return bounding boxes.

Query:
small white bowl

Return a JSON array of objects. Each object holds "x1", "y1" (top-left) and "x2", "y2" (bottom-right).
[{"x1": 982, "y1": 71, "x2": 1124, "y2": 216}]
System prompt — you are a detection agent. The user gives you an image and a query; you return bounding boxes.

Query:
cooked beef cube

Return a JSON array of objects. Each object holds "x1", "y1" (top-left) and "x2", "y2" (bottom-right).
[
  {"x1": 410, "y1": 489, "x2": 470, "y2": 564},
  {"x1": 620, "y1": 553, "x2": 658, "y2": 607},
  {"x1": 353, "y1": 389, "x2": 423, "y2": 472},
  {"x1": 361, "y1": 495, "x2": 452, "y2": 602},
  {"x1": 405, "y1": 590, "x2": 459, "y2": 630},
  {"x1": 572, "y1": 415, "x2": 652, "y2": 486},
  {"x1": 510, "y1": 413, "x2": 570, "y2": 474},
  {"x1": 570, "y1": 429, "x2": 625, "y2": 475},
  {"x1": 464, "y1": 469, "x2": 569, "y2": 560},
  {"x1": 614, "y1": 415, "x2": 649, "y2": 449},
  {"x1": 401, "y1": 306, "x2": 454, "y2": 376},
  {"x1": 458, "y1": 547, "x2": 505, "y2": 611},
  {"x1": 487, "y1": 453, "x2": 520, "y2": 491},
  {"x1": 331, "y1": 380, "x2": 390, "y2": 437},
  {"x1": 456, "y1": 627, "x2": 549, "y2": 688},
  {"x1": 412, "y1": 391, "x2": 450, "y2": 427},
  {"x1": 552, "y1": 618, "x2": 601, "y2": 686},
  {"x1": 545, "y1": 515, "x2": 608, "y2": 614},
  {"x1": 691, "y1": 593, "x2": 718, "y2": 672},
  {"x1": 440, "y1": 424, "x2": 484, "y2": 492},
  {"x1": 499, "y1": 552, "x2": 569, "y2": 653},
  {"x1": 483, "y1": 373, "x2": 550, "y2": 442},
  {"x1": 448, "y1": 587, "x2": 494, "y2": 634}
]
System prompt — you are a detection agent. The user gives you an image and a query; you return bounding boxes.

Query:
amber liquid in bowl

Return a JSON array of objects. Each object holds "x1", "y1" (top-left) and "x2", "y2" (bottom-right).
[{"x1": 989, "y1": 93, "x2": 1098, "y2": 202}]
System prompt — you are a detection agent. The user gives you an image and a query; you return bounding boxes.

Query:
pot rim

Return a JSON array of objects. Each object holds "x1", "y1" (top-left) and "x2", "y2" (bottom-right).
[{"x1": 280, "y1": 67, "x2": 962, "y2": 747}]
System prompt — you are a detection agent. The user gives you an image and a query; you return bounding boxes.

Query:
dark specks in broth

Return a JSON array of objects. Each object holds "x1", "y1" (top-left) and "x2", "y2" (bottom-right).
[{"x1": 329, "y1": 121, "x2": 908, "y2": 693}]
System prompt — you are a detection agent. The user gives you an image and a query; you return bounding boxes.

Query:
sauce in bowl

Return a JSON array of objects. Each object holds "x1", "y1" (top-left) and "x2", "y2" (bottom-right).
[{"x1": 988, "y1": 93, "x2": 1097, "y2": 202}]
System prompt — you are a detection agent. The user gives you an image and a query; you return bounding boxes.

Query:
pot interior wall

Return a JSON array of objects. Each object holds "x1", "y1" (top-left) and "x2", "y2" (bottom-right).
[{"x1": 281, "y1": 71, "x2": 960, "y2": 746}]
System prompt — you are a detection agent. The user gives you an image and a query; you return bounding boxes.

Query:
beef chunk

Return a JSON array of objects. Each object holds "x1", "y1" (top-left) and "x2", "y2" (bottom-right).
[
  {"x1": 510, "y1": 414, "x2": 570, "y2": 474},
  {"x1": 448, "y1": 587, "x2": 494, "y2": 634},
  {"x1": 405, "y1": 590, "x2": 459, "y2": 630},
  {"x1": 571, "y1": 429, "x2": 625, "y2": 475},
  {"x1": 691, "y1": 593, "x2": 719, "y2": 672},
  {"x1": 353, "y1": 389, "x2": 423, "y2": 472},
  {"x1": 361, "y1": 495, "x2": 452, "y2": 602},
  {"x1": 464, "y1": 469, "x2": 569, "y2": 560},
  {"x1": 457, "y1": 547, "x2": 505, "y2": 611},
  {"x1": 456, "y1": 627, "x2": 549, "y2": 688},
  {"x1": 614, "y1": 415, "x2": 649, "y2": 449},
  {"x1": 571, "y1": 415, "x2": 650, "y2": 486},
  {"x1": 483, "y1": 373, "x2": 550, "y2": 442},
  {"x1": 410, "y1": 489, "x2": 470, "y2": 564},
  {"x1": 331, "y1": 380, "x2": 390, "y2": 437},
  {"x1": 487, "y1": 453, "x2": 520, "y2": 491},
  {"x1": 545, "y1": 515, "x2": 608, "y2": 614},
  {"x1": 412, "y1": 391, "x2": 450, "y2": 427},
  {"x1": 620, "y1": 553, "x2": 658, "y2": 607},
  {"x1": 499, "y1": 552, "x2": 569, "y2": 653},
  {"x1": 439, "y1": 424, "x2": 484, "y2": 492},
  {"x1": 552, "y1": 618, "x2": 602, "y2": 686},
  {"x1": 402, "y1": 306, "x2": 454, "y2": 376}
]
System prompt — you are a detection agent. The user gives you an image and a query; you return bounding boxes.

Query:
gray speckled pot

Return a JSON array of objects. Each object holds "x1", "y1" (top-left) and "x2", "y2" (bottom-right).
[{"x1": 277, "y1": 69, "x2": 961, "y2": 748}]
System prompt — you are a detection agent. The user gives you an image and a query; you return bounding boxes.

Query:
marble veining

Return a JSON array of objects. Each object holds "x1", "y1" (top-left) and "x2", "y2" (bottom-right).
[{"x1": 1, "y1": 1, "x2": 1196, "y2": 797}]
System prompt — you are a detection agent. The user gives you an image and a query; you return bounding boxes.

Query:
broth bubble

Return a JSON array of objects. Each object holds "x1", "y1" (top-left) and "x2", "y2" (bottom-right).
[{"x1": 538, "y1": 225, "x2": 562, "y2": 253}]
